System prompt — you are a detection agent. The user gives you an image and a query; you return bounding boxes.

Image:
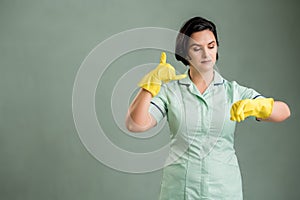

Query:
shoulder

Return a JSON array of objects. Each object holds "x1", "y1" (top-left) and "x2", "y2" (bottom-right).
[
  {"x1": 214, "y1": 70, "x2": 243, "y2": 90},
  {"x1": 162, "y1": 79, "x2": 182, "y2": 90},
  {"x1": 157, "y1": 80, "x2": 185, "y2": 101},
  {"x1": 224, "y1": 79, "x2": 262, "y2": 100},
  {"x1": 222, "y1": 78, "x2": 249, "y2": 90}
]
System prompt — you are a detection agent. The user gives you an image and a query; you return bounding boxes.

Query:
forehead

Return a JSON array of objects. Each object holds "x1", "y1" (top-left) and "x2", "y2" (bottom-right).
[{"x1": 189, "y1": 30, "x2": 216, "y2": 45}]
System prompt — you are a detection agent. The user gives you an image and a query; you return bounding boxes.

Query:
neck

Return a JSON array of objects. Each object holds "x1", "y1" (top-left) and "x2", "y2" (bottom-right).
[{"x1": 189, "y1": 67, "x2": 214, "y2": 88}]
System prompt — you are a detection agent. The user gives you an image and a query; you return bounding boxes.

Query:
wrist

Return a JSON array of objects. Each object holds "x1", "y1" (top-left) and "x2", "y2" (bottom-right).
[{"x1": 140, "y1": 84, "x2": 161, "y2": 97}]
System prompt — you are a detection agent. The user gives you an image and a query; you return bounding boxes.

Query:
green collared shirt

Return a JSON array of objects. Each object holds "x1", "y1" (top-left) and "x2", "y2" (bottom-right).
[{"x1": 149, "y1": 69, "x2": 262, "y2": 200}]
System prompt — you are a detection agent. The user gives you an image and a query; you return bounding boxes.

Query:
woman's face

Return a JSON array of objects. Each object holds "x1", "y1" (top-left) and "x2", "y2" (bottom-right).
[{"x1": 187, "y1": 30, "x2": 218, "y2": 73}]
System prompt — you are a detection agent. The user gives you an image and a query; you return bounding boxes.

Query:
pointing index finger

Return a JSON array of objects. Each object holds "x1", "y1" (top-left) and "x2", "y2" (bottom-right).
[{"x1": 160, "y1": 52, "x2": 166, "y2": 64}]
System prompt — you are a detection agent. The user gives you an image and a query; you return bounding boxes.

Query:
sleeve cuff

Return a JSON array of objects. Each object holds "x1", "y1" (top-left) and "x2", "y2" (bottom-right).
[{"x1": 149, "y1": 102, "x2": 165, "y2": 123}]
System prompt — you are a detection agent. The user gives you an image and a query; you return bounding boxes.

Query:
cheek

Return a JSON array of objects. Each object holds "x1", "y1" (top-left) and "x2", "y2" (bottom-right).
[
  {"x1": 188, "y1": 49, "x2": 196, "y2": 56},
  {"x1": 210, "y1": 48, "x2": 218, "y2": 60},
  {"x1": 187, "y1": 50, "x2": 197, "y2": 62}
]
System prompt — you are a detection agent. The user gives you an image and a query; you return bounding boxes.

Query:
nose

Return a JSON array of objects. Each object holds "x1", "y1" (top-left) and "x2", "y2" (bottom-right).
[{"x1": 202, "y1": 48, "x2": 208, "y2": 59}]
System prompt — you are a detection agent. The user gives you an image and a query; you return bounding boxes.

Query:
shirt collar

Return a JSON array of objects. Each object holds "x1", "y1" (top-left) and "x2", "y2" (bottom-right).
[{"x1": 178, "y1": 69, "x2": 225, "y2": 86}]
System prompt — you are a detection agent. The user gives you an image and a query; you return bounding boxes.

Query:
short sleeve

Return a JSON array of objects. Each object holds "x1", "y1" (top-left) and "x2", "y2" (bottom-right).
[
  {"x1": 232, "y1": 81, "x2": 265, "y2": 121},
  {"x1": 148, "y1": 85, "x2": 168, "y2": 123},
  {"x1": 233, "y1": 81, "x2": 264, "y2": 100}
]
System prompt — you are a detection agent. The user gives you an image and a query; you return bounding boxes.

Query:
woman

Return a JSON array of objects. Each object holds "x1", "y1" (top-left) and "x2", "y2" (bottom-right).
[{"x1": 126, "y1": 16, "x2": 290, "y2": 200}]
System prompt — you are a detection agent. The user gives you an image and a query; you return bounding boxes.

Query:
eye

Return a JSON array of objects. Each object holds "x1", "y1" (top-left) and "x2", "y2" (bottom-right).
[
  {"x1": 193, "y1": 47, "x2": 201, "y2": 52},
  {"x1": 208, "y1": 45, "x2": 215, "y2": 49}
]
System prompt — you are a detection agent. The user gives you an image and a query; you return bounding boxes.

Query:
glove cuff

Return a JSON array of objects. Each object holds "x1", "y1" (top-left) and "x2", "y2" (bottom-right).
[
  {"x1": 258, "y1": 98, "x2": 274, "y2": 119},
  {"x1": 139, "y1": 83, "x2": 161, "y2": 97}
]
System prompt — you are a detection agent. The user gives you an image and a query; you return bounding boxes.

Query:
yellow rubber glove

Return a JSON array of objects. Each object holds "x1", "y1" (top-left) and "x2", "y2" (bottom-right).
[
  {"x1": 138, "y1": 52, "x2": 187, "y2": 97},
  {"x1": 230, "y1": 98, "x2": 274, "y2": 122}
]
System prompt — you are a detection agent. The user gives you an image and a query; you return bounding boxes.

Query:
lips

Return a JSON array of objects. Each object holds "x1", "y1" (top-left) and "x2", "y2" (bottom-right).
[{"x1": 201, "y1": 60, "x2": 212, "y2": 63}]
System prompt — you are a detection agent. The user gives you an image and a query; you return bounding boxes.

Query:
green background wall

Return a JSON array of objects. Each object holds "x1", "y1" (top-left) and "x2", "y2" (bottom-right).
[{"x1": 1, "y1": 0, "x2": 299, "y2": 199}]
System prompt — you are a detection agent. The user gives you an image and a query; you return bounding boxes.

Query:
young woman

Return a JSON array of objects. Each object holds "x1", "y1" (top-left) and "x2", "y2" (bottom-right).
[{"x1": 126, "y1": 16, "x2": 290, "y2": 200}]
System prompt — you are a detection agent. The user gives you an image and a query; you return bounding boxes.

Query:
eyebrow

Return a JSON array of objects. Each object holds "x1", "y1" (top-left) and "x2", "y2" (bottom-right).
[{"x1": 189, "y1": 41, "x2": 216, "y2": 48}]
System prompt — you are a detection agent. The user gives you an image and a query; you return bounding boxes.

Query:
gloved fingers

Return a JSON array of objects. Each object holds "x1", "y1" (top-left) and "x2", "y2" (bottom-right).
[
  {"x1": 160, "y1": 52, "x2": 167, "y2": 64},
  {"x1": 158, "y1": 67, "x2": 174, "y2": 83},
  {"x1": 230, "y1": 100, "x2": 248, "y2": 122},
  {"x1": 235, "y1": 112, "x2": 245, "y2": 122},
  {"x1": 231, "y1": 108, "x2": 254, "y2": 122},
  {"x1": 230, "y1": 103, "x2": 239, "y2": 121},
  {"x1": 172, "y1": 74, "x2": 187, "y2": 80},
  {"x1": 238, "y1": 114, "x2": 245, "y2": 122},
  {"x1": 235, "y1": 116, "x2": 241, "y2": 122},
  {"x1": 230, "y1": 105, "x2": 235, "y2": 121},
  {"x1": 147, "y1": 79, "x2": 162, "y2": 85},
  {"x1": 158, "y1": 65, "x2": 186, "y2": 82},
  {"x1": 236, "y1": 100, "x2": 252, "y2": 122},
  {"x1": 242, "y1": 110, "x2": 255, "y2": 119},
  {"x1": 235, "y1": 100, "x2": 249, "y2": 116},
  {"x1": 156, "y1": 52, "x2": 187, "y2": 82},
  {"x1": 235, "y1": 109, "x2": 256, "y2": 122}
]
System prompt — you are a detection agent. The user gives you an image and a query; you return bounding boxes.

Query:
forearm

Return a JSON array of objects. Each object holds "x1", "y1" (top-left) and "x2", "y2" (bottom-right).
[
  {"x1": 126, "y1": 89, "x2": 156, "y2": 132},
  {"x1": 126, "y1": 52, "x2": 186, "y2": 131},
  {"x1": 261, "y1": 101, "x2": 291, "y2": 122}
]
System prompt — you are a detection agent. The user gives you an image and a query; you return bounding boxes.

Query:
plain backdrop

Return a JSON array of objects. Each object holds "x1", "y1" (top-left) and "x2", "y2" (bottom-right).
[{"x1": 0, "y1": 0, "x2": 299, "y2": 199}]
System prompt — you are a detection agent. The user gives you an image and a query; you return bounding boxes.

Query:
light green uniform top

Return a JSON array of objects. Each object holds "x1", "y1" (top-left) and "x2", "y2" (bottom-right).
[{"x1": 149, "y1": 70, "x2": 262, "y2": 200}]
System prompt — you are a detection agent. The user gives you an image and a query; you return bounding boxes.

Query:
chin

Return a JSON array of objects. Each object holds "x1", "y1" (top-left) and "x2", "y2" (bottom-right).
[{"x1": 194, "y1": 64, "x2": 214, "y2": 73}]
